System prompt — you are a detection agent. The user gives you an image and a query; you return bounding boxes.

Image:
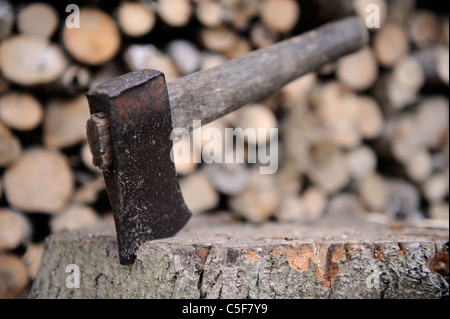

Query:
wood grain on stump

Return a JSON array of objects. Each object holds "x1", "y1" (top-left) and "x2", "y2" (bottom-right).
[{"x1": 30, "y1": 215, "x2": 449, "y2": 299}]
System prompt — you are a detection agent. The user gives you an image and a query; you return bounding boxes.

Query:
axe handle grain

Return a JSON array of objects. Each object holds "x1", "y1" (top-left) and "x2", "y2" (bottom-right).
[{"x1": 167, "y1": 16, "x2": 369, "y2": 131}]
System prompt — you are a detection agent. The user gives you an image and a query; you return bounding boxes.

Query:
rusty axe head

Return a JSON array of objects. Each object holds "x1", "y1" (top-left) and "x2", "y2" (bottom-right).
[
  {"x1": 86, "y1": 70, "x2": 192, "y2": 265},
  {"x1": 85, "y1": 17, "x2": 369, "y2": 266}
]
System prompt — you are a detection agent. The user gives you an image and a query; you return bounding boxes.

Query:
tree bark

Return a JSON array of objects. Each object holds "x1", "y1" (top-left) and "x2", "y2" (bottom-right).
[{"x1": 30, "y1": 215, "x2": 449, "y2": 299}]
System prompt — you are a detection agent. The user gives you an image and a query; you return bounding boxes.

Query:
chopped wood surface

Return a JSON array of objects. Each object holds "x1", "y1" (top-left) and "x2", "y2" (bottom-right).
[{"x1": 30, "y1": 215, "x2": 449, "y2": 299}]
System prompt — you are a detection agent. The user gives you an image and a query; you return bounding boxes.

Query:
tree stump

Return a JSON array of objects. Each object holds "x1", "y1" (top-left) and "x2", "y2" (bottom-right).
[{"x1": 30, "y1": 215, "x2": 449, "y2": 299}]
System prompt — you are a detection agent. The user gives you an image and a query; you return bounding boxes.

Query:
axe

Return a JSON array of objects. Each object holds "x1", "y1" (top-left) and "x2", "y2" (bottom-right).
[{"x1": 86, "y1": 17, "x2": 369, "y2": 265}]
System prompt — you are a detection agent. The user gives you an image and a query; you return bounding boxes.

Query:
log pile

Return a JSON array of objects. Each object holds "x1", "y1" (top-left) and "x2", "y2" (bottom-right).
[{"x1": 0, "y1": 0, "x2": 448, "y2": 298}]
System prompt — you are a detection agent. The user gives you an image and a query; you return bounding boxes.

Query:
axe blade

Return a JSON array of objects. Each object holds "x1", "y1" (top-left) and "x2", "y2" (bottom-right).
[{"x1": 86, "y1": 70, "x2": 192, "y2": 265}]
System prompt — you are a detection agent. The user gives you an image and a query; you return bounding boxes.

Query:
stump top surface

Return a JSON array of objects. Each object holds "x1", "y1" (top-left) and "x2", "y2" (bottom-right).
[
  {"x1": 53, "y1": 214, "x2": 449, "y2": 255},
  {"x1": 32, "y1": 215, "x2": 449, "y2": 299}
]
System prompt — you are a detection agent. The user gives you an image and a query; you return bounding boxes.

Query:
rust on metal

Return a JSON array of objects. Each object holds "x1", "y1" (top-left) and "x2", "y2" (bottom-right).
[
  {"x1": 86, "y1": 70, "x2": 192, "y2": 265},
  {"x1": 85, "y1": 17, "x2": 370, "y2": 266}
]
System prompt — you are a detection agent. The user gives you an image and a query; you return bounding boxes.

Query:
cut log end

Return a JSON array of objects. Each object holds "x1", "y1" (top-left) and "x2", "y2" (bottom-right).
[
  {"x1": 43, "y1": 95, "x2": 90, "y2": 149},
  {"x1": 180, "y1": 172, "x2": 219, "y2": 215},
  {"x1": 374, "y1": 24, "x2": 408, "y2": 67},
  {"x1": 62, "y1": 8, "x2": 121, "y2": 66},
  {"x1": 196, "y1": 0, "x2": 223, "y2": 28},
  {"x1": 0, "y1": 123, "x2": 22, "y2": 167},
  {"x1": 157, "y1": 0, "x2": 192, "y2": 27},
  {"x1": 260, "y1": 0, "x2": 301, "y2": 33},
  {"x1": 118, "y1": 2, "x2": 156, "y2": 37},
  {"x1": 3, "y1": 148, "x2": 74, "y2": 214},
  {"x1": 50, "y1": 204, "x2": 99, "y2": 232},
  {"x1": 0, "y1": 0, "x2": 14, "y2": 40},
  {"x1": 229, "y1": 169, "x2": 280, "y2": 223},
  {"x1": 23, "y1": 244, "x2": 44, "y2": 280},
  {"x1": 0, "y1": 209, "x2": 31, "y2": 251},
  {"x1": 337, "y1": 47, "x2": 378, "y2": 91},
  {"x1": 17, "y1": 2, "x2": 59, "y2": 38},
  {"x1": 0, "y1": 91, "x2": 43, "y2": 131},
  {"x1": 408, "y1": 10, "x2": 442, "y2": 47},
  {"x1": 0, "y1": 35, "x2": 67, "y2": 86},
  {"x1": 0, "y1": 254, "x2": 29, "y2": 299}
]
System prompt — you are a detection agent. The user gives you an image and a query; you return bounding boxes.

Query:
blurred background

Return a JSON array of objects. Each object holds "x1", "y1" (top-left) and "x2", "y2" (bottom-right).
[{"x1": 0, "y1": 0, "x2": 448, "y2": 298}]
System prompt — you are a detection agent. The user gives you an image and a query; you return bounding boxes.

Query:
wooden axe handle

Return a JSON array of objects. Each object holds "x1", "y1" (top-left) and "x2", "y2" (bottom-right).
[{"x1": 167, "y1": 16, "x2": 369, "y2": 131}]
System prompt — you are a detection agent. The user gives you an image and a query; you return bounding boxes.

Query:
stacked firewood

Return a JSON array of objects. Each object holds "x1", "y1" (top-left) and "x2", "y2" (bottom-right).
[{"x1": 0, "y1": 0, "x2": 448, "y2": 298}]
